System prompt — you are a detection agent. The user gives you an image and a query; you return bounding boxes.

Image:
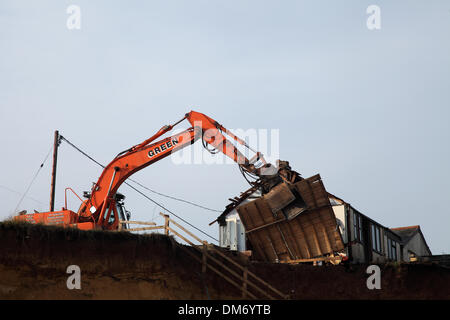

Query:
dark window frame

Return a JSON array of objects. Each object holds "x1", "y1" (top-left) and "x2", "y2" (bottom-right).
[
  {"x1": 387, "y1": 238, "x2": 397, "y2": 260},
  {"x1": 371, "y1": 224, "x2": 382, "y2": 253},
  {"x1": 353, "y1": 212, "x2": 363, "y2": 243}
]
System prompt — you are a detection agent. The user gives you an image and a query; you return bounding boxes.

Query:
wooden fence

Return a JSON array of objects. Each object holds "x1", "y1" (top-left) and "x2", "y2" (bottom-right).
[{"x1": 118, "y1": 213, "x2": 288, "y2": 300}]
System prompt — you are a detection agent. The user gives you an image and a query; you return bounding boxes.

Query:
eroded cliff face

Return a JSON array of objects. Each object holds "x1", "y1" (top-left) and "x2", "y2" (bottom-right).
[
  {"x1": 0, "y1": 222, "x2": 238, "y2": 300},
  {"x1": 1, "y1": 221, "x2": 449, "y2": 300}
]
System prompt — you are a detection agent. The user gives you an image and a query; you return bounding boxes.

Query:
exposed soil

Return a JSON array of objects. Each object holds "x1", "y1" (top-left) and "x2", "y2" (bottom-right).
[{"x1": 1, "y1": 221, "x2": 449, "y2": 300}]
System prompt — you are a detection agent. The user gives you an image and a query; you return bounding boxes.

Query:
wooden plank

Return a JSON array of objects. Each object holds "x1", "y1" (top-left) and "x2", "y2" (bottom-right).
[
  {"x1": 293, "y1": 176, "x2": 327, "y2": 209},
  {"x1": 317, "y1": 209, "x2": 337, "y2": 250},
  {"x1": 312, "y1": 211, "x2": 333, "y2": 253},
  {"x1": 266, "y1": 235, "x2": 279, "y2": 262},
  {"x1": 125, "y1": 226, "x2": 164, "y2": 232},
  {"x1": 205, "y1": 261, "x2": 257, "y2": 299},
  {"x1": 246, "y1": 233, "x2": 268, "y2": 262},
  {"x1": 253, "y1": 200, "x2": 279, "y2": 262},
  {"x1": 241, "y1": 207, "x2": 270, "y2": 261},
  {"x1": 264, "y1": 183, "x2": 296, "y2": 213},
  {"x1": 179, "y1": 244, "x2": 258, "y2": 299},
  {"x1": 281, "y1": 222, "x2": 302, "y2": 260},
  {"x1": 160, "y1": 212, "x2": 203, "y2": 244},
  {"x1": 250, "y1": 199, "x2": 273, "y2": 226},
  {"x1": 286, "y1": 223, "x2": 307, "y2": 259},
  {"x1": 166, "y1": 226, "x2": 196, "y2": 246},
  {"x1": 276, "y1": 225, "x2": 295, "y2": 260},
  {"x1": 293, "y1": 182, "x2": 315, "y2": 208},
  {"x1": 315, "y1": 206, "x2": 344, "y2": 251},
  {"x1": 303, "y1": 202, "x2": 343, "y2": 255},
  {"x1": 294, "y1": 218, "x2": 312, "y2": 258},
  {"x1": 307, "y1": 173, "x2": 321, "y2": 182},
  {"x1": 310, "y1": 227, "x2": 324, "y2": 256},
  {"x1": 306, "y1": 179, "x2": 319, "y2": 208},
  {"x1": 245, "y1": 217, "x2": 286, "y2": 234},
  {"x1": 121, "y1": 220, "x2": 156, "y2": 226},
  {"x1": 208, "y1": 246, "x2": 287, "y2": 299},
  {"x1": 164, "y1": 214, "x2": 170, "y2": 236},
  {"x1": 201, "y1": 246, "x2": 275, "y2": 299},
  {"x1": 300, "y1": 214, "x2": 323, "y2": 256},
  {"x1": 281, "y1": 256, "x2": 342, "y2": 264},
  {"x1": 238, "y1": 205, "x2": 256, "y2": 229}
]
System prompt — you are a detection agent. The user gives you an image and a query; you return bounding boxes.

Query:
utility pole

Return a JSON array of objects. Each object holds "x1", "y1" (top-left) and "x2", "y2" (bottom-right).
[{"x1": 49, "y1": 130, "x2": 60, "y2": 212}]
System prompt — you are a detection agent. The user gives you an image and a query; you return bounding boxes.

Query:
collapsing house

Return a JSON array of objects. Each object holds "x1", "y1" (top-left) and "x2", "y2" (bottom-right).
[{"x1": 212, "y1": 161, "x2": 431, "y2": 264}]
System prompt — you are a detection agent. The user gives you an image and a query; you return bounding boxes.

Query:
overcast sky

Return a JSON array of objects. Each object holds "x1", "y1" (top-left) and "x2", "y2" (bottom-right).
[{"x1": 1, "y1": 1, "x2": 449, "y2": 254}]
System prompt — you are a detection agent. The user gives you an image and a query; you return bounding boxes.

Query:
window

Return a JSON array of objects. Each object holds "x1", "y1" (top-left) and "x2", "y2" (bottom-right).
[
  {"x1": 408, "y1": 251, "x2": 417, "y2": 262},
  {"x1": 116, "y1": 202, "x2": 126, "y2": 221},
  {"x1": 371, "y1": 224, "x2": 382, "y2": 253},
  {"x1": 353, "y1": 212, "x2": 363, "y2": 243},
  {"x1": 107, "y1": 207, "x2": 116, "y2": 224},
  {"x1": 101, "y1": 205, "x2": 116, "y2": 224},
  {"x1": 377, "y1": 227, "x2": 381, "y2": 252},
  {"x1": 359, "y1": 216, "x2": 363, "y2": 242},
  {"x1": 387, "y1": 238, "x2": 397, "y2": 260},
  {"x1": 371, "y1": 225, "x2": 375, "y2": 249}
]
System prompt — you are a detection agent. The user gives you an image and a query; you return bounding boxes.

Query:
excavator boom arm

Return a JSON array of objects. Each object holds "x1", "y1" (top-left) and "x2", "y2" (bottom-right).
[{"x1": 79, "y1": 111, "x2": 260, "y2": 227}]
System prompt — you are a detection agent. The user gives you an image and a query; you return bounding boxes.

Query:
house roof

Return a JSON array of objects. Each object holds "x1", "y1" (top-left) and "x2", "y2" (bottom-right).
[
  {"x1": 391, "y1": 225, "x2": 432, "y2": 255},
  {"x1": 212, "y1": 187, "x2": 347, "y2": 226},
  {"x1": 391, "y1": 225, "x2": 420, "y2": 239},
  {"x1": 327, "y1": 192, "x2": 346, "y2": 205},
  {"x1": 326, "y1": 194, "x2": 403, "y2": 241}
]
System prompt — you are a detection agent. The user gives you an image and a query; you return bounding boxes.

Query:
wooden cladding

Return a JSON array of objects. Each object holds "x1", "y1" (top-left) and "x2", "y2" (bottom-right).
[{"x1": 237, "y1": 174, "x2": 345, "y2": 262}]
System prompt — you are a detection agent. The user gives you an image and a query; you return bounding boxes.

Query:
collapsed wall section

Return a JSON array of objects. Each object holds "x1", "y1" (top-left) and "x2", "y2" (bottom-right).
[{"x1": 237, "y1": 174, "x2": 345, "y2": 262}]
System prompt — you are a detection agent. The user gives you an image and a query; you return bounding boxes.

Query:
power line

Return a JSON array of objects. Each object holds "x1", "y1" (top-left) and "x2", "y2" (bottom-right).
[
  {"x1": 0, "y1": 185, "x2": 46, "y2": 206},
  {"x1": 13, "y1": 146, "x2": 53, "y2": 213},
  {"x1": 59, "y1": 135, "x2": 219, "y2": 242},
  {"x1": 60, "y1": 136, "x2": 104, "y2": 168},
  {"x1": 60, "y1": 135, "x2": 222, "y2": 213},
  {"x1": 126, "y1": 179, "x2": 222, "y2": 213},
  {"x1": 122, "y1": 181, "x2": 218, "y2": 242}
]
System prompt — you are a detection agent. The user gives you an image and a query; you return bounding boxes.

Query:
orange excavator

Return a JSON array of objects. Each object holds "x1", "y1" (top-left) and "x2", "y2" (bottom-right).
[{"x1": 14, "y1": 111, "x2": 278, "y2": 231}]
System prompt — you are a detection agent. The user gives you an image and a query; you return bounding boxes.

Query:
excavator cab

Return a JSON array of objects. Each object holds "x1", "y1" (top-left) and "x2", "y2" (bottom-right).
[
  {"x1": 111, "y1": 192, "x2": 131, "y2": 224},
  {"x1": 82, "y1": 191, "x2": 131, "y2": 229}
]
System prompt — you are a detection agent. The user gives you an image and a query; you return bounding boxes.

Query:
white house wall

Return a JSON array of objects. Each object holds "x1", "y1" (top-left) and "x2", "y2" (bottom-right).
[
  {"x1": 219, "y1": 195, "x2": 260, "y2": 251},
  {"x1": 219, "y1": 211, "x2": 246, "y2": 251},
  {"x1": 332, "y1": 205, "x2": 347, "y2": 243}
]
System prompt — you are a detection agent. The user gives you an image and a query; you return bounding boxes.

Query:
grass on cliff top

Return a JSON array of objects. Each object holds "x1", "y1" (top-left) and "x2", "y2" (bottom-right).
[{"x1": 0, "y1": 219, "x2": 171, "y2": 244}]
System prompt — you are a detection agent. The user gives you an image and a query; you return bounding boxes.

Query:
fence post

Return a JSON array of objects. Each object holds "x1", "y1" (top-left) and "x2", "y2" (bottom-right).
[{"x1": 164, "y1": 214, "x2": 170, "y2": 236}]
